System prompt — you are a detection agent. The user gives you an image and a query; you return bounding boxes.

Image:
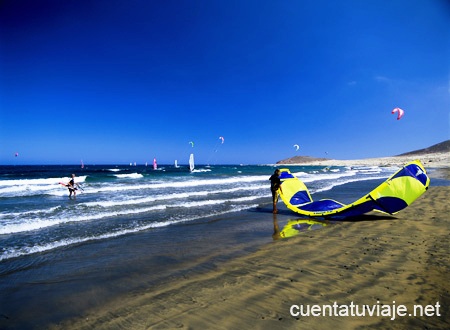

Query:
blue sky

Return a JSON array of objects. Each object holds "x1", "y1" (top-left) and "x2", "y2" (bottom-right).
[{"x1": 1, "y1": 0, "x2": 449, "y2": 165}]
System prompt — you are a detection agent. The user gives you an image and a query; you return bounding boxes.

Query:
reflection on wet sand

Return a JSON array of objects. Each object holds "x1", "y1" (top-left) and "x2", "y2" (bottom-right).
[{"x1": 272, "y1": 214, "x2": 330, "y2": 240}]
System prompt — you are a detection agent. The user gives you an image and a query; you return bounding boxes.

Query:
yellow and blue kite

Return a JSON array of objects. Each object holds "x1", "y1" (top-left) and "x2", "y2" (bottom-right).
[{"x1": 278, "y1": 160, "x2": 429, "y2": 218}]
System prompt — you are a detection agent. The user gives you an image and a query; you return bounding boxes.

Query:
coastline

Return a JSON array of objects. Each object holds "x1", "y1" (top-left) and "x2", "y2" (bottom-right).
[
  {"x1": 52, "y1": 168, "x2": 449, "y2": 329},
  {"x1": 277, "y1": 152, "x2": 450, "y2": 169}
]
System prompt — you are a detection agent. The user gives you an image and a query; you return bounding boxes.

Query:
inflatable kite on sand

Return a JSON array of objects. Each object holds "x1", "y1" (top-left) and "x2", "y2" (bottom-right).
[{"x1": 278, "y1": 160, "x2": 429, "y2": 218}]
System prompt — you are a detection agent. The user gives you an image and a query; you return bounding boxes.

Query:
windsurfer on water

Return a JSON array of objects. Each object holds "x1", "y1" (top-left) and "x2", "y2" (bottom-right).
[
  {"x1": 68, "y1": 173, "x2": 79, "y2": 197},
  {"x1": 269, "y1": 169, "x2": 282, "y2": 213}
]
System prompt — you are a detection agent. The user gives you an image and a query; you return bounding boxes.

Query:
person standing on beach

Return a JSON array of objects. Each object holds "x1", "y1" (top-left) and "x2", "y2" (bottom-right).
[
  {"x1": 67, "y1": 173, "x2": 79, "y2": 197},
  {"x1": 269, "y1": 169, "x2": 282, "y2": 213}
]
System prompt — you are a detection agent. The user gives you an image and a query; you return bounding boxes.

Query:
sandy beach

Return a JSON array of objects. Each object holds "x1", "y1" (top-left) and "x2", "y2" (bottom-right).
[
  {"x1": 2, "y1": 1, "x2": 448, "y2": 328},
  {"x1": 281, "y1": 152, "x2": 450, "y2": 169},
  {"x1": 51, "y1": 163, "x2": 449, "y2": 330}
]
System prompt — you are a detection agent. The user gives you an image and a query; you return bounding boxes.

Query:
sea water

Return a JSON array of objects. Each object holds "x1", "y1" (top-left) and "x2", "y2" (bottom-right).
[
  {"x1": 0, "y1": 163, "x2": 401, "y2": 328},
  {"x1": 0, "y1": 164, "x2": 395, "y2": 262}
]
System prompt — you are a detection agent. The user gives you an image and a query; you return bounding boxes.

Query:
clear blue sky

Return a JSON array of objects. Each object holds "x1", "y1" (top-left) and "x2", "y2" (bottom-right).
[{"x1": 1, "y1": 0, "x2": 449, "y2": 165}]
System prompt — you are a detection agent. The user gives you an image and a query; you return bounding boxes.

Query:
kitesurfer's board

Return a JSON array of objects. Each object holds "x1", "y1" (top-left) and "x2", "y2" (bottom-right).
[{"x1": 59, "y1": 182, "x2": 68, "y2": 187}]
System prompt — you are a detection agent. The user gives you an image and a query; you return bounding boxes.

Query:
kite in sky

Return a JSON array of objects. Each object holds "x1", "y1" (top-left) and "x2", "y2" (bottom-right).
[
  {"x1": 293, "y1": 144, "x2": 300, "y2": 151},
  {"x1": 391, "y1": 107, "x2": 405, "y2": 120}
]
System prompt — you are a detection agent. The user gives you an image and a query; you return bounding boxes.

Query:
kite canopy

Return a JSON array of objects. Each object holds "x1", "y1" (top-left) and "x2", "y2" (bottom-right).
[
  {"x1": 278, "y1": 160, "x2": 429, "y2": 218},
  {"x1": 392, "y1": 107, "x2": 405, "y2": 120}
]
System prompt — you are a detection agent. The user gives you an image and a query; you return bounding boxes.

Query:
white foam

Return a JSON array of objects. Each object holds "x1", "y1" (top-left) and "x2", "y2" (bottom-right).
[
  {"x1": 352, "y1": 166, "x2": 382, "y2": 174},
  {"x1": 0, "y1": 176, "x2": 87, "y2": 198},
  {"x1": 191, "y1": 169, "x2": 212, "y2": 173},
  {"x1": 0, "y1": 176, "x2": 86, "y2": 186},
  {"x1": 81, "y1": 185, "x2": 264, "y2": 208},
  {"x1": 91, "y1": 175, "x2": 268, "y2": 194},
  {"x1": 312, "y1": 175, "x2": 386, "y2": 194},
  {"x1": 0, "y1": 202, "x2": 262, "y2": 261},
  {"x1": 0, "y1": 204, "x2": 167, "y2": 235},
  {"x1": 0, "y1": 206, "x2": 61, "y2": 219},
  {"x1": 0, "y1": 221, "x2": 176, "y2": 261},
  {"x1": 292, "y1": 170, "x2": 358, "y2": 183},
  {"x1": 114, "y1": 173, "x2": 143, "y2": 179},
  {"x1": 0, "y1": 189, "x2": 269, "y2": 236}
]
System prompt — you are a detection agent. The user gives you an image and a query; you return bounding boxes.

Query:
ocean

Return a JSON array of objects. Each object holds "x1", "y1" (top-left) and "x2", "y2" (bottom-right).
[
  {"x1": 0, "y1": 164, "x2": 397, "y2": 262},
  {"x1": 0, "y1": 163, "x2": 442, "y2": 329}
]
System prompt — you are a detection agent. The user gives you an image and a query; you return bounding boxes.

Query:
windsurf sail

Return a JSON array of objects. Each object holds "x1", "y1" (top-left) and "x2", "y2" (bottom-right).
[
  {"x1": 153, "y1": 158, "x2": 157, "y2": 170},
  {"x1": 278, "y1": 160, "x2": 429, "y2": 218},
  {"x1": 174, "y1": 159, "x2": 179, "y2": 168},
  {"x1": 189, "y1": 153, "x2": 195, "y2": 172}
]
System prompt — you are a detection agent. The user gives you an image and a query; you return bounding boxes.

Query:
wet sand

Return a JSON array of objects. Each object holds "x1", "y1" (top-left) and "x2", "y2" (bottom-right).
[{"x1": 53, "y1": 184, "x2": 449, "y2": 328}]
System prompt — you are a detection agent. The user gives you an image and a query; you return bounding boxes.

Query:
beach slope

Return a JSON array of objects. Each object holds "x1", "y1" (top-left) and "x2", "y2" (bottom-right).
[{"x1": 55, "y1": 185, "x2": 449, "y2": 330}]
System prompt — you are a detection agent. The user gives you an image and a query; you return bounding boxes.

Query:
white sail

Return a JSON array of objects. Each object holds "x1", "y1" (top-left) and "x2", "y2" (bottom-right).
[
  {"x1": 189, "y1": 153, "x2": 194, "y2": 172},
  {"x1": 174, "y1": 160, "x2": 179, "y2": 168},
  {"x1": 153, "y1": 158, "x2": 157, "y2": 170}
]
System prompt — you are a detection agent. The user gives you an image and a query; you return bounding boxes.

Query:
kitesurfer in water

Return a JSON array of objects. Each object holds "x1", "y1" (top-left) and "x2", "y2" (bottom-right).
[
  {"x1": 269, "y1": 169, "x2": 282, "y2": 213},
  {"x1": 68, "y1": 173, "x2": 79, "y2": 197}
]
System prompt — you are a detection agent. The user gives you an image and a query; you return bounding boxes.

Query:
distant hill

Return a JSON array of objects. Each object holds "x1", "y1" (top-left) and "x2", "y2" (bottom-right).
[
  {"x1": 396, "y1": 140, "x2": 450, "y2": 156},
  {"x1": 276, "y1": 156, "x2": 330, "y2": 164},
  {"x1": 277, "y1": 140, "x2": 449, "y2": 164}
]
